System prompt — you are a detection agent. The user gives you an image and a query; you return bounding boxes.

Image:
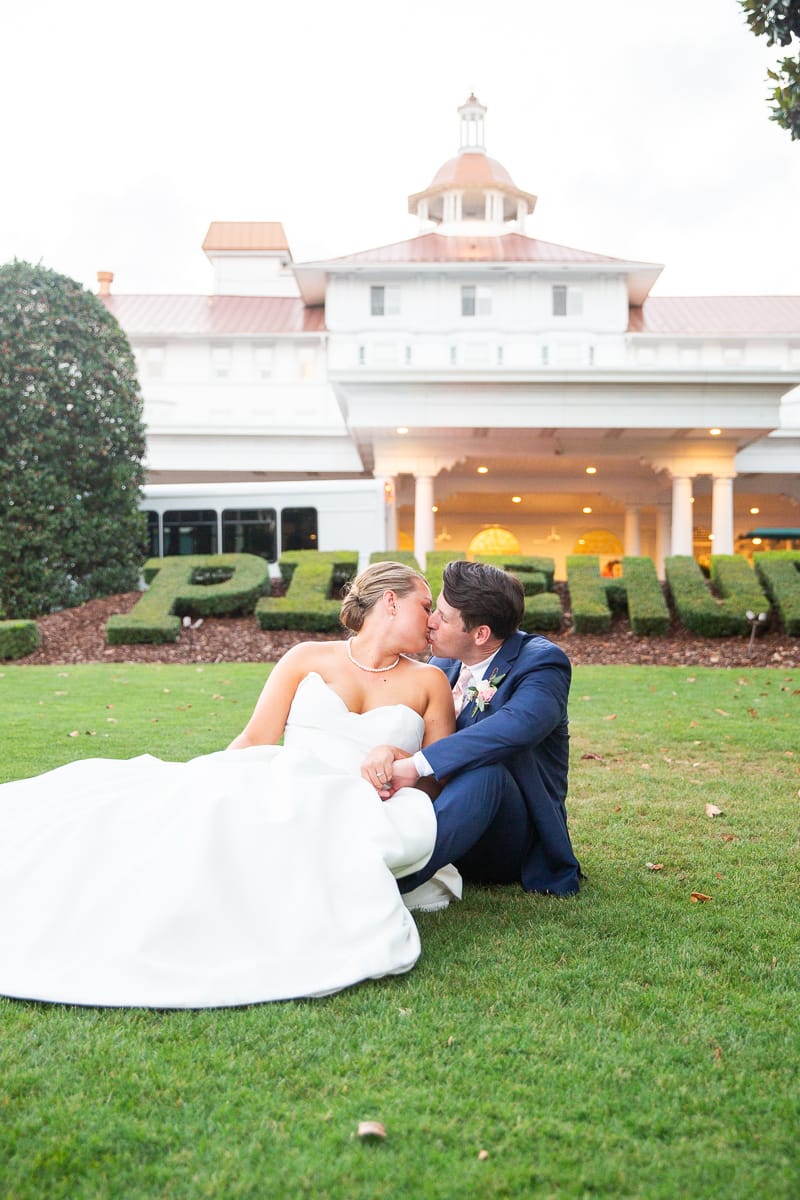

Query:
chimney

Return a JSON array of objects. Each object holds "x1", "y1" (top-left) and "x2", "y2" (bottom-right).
[{"x1": 97, "y1": 271, "x2": 114, "y2": 296}]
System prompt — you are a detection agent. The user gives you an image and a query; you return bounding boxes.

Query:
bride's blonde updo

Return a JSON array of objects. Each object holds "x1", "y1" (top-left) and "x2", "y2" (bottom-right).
[{"x1": 340, "y1": 561, "x2": 428, "y2": 633}]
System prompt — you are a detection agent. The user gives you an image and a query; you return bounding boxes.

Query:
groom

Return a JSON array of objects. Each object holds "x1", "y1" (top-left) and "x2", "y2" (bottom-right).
[{"x1": 387, "y1": 560, "x2": 581, "y2": 903}]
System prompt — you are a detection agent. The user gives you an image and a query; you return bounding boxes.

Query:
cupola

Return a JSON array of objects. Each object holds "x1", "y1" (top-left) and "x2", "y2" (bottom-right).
[{"x1": 408, "y1": 95, "x2": 537, "y2": 235}]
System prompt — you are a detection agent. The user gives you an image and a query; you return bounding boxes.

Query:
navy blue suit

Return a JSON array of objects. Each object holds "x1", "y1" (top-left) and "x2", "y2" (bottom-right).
[{"x1": 399, "y1": 631, "x2": 581, "y2": 896}]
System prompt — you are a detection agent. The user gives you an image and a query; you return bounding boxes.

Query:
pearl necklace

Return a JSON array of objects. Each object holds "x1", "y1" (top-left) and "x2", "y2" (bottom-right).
[{"x1": 347, "y1": 640, "x2": 401, "y2": 673}]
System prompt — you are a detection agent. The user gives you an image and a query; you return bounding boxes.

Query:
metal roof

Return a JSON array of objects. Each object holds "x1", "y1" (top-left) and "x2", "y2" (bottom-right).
[
  {"x1": 202, "y1": 222, "x2": 290, "y2": 253},
  {"x1": 100, "y1": 294, "x2": 324, "y2": 335},
  {"x1": 322, "y1": 231, "x2": 630, "y2": 266},
  {"x1": 629, "y1": 296, "x2": 800, "y2": 335}
]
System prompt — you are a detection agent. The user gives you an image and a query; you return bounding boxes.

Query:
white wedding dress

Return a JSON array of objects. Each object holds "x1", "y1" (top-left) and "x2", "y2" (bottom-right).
[{"x1": 0, "y1": 673, "x2": 436, "y2": 1008}]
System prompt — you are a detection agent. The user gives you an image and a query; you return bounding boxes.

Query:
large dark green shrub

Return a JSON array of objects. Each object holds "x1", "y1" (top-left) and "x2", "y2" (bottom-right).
[{"x1": 0, "y1": 261, "x2": 146, "y2": 618}]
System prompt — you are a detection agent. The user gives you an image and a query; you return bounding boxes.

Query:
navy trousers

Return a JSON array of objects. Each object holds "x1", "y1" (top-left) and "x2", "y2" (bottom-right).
[{"x1": 398, "y1": 764, "x2": 529, "y2": 892}]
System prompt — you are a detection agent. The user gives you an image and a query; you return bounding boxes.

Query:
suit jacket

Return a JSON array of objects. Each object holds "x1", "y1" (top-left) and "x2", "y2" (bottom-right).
[{"x1": 425, "y1": 630, "x2": 580, "y2": 895}]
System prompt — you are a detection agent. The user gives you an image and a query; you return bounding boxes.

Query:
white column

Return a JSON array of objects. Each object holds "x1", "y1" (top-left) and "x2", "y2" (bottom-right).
[
  {"x1": 413, "y1": 475, "x2": 435, "y2": 570},
  {"x1": 711, "y1": 475, "x2": 735, "y2": 555},
  {"x1": 516, "y1": 199, "x2": 526, "y2": 232},
  {"x1": 655, "y1": 506, "x2": 671, "y2": 578},
  {"x1": 384, "y1": 478, "x2": 398, "y2": 551},
  {"x1": 623, "y1": 506, "x2": 641, "y2": 556},
  {"x1": 671, "y1": 476, "x2": 694, "y2": 556}
]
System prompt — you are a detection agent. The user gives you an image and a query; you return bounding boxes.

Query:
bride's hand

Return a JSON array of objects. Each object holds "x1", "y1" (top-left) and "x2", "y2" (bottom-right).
[{"x1": 361, "y1": 745, "x2": 402, "y2": 794}]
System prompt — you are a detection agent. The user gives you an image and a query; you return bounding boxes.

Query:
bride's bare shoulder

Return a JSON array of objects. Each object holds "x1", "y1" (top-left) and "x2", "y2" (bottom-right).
[
  {"x1": 406, "y1": 658, "x2": 451, "y2": 690},
  {"x1": 278, "y1": 640, "x2": 343, "y2": 671}
]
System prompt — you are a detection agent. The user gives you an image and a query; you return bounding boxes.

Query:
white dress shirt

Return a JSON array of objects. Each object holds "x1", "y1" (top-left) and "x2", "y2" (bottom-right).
[{"x1": 412, "y1": 652, "x2": 497, "y2": 777}]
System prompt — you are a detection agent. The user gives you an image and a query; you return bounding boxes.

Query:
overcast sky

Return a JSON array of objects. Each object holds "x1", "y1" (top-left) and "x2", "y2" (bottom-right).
[{"x1": 2, "y1": 0, "x2": 798, "y2": 299}]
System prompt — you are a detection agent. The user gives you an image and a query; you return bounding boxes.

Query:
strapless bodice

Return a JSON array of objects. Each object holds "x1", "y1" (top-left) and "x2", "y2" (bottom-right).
[{"x1": 283, "y1": 673, "x2": 424, "y2": 772}]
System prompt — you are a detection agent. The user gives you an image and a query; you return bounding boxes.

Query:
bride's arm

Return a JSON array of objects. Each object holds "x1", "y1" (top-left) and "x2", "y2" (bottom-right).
[{"x1": 228, "y1": 644, "x2": 313, "y2": 749}]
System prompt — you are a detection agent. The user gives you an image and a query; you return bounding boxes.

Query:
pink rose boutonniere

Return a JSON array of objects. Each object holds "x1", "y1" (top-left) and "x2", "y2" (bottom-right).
[{"x1": 467, "y1": 671, "x2": 506, "y2": 717}]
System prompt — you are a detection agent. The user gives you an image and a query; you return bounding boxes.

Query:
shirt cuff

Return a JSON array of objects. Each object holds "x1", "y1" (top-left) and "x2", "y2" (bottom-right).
[{"x1": 411, "y1": 750, "x2": 434, "y2": 777}]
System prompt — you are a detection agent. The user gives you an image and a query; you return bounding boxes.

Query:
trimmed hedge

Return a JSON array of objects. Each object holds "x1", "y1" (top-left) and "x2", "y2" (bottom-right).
[
  {"x1": 754, "y1": 551, "x2": 800, "y2": 636},
  {"x1": 421, "y1": 551, "x2": 467, "y2": 612},
  {"x1": 455, "y1": 554, "x2": 562, "y2": 631},
  {"x1": 368, "y1": 552, "x2": 423, "y2": 570},
  {"x1": 256, "y1": 552, "x2": 359, "y2": 632},
  {"x1": 0, "y1": 619, "x2": 40, "y2": 660},
  {"x1": 664, "y1": 554, "x2": 771, "y2": 637},
  {"x1": 107, "y1": 554, "x2": 270, "y2": 645},
  {"x1": 622, "y1": 556, "x2": 671, "y2": 636},
  {"x1": 566, "y1": 556, "x2": 612, "y2": 634},
  {"x1": 566, "y1": 556, "x2": 670, "y2": 636}
]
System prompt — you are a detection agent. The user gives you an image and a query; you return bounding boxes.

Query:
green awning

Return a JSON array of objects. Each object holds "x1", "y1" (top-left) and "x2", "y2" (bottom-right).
[{"x1": 742, "y1": 528, "x2": 800, "y2": 538}]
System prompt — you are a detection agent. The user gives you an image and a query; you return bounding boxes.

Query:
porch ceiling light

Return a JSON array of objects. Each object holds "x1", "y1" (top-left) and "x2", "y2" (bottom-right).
[
  {"x1": 585, "y1": 466, "x2": 597, "y2": 475},
  {"x1": 477, "y1": 466, "x2": 489, "y2": 474},
  {"x1": 709, "y1": 428, "x2": 722, "y2": 436},
  {"x1": 750, "y1": 506, "x2": 760, "y2": 514},
  {"x1": 396, "y1": 426, "x2": 409, "y2": 435},
  {"x1": 511, "y1": 495, "x2": 522, "y2": 504},
  {"x1": 582, "y1": 506, "x2": 592, "y2": 514},
  {"x1": 432, "y1": 505, "x2": 439, "y2": 513}
]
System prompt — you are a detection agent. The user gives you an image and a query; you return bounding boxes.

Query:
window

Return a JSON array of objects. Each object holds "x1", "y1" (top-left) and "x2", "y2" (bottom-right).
[
  {"x1": 253, "y1": 344, "x2": 274, "y2": 379},
  {"x1": 461, "y1": 285, "x2": 492, "y2": 316},
  {"x1": 222, "y1": 508, "x2": 277, "y2": 562},
  {"x1": 211, "y1": 344, "x2": 232, "y2": 378},
  {"x1": 297, "y1": 347, "x2": 316, "y2": 379},
  {"x1": 142, "y1": 345, "x2": 165, "y2": 378},
  {"x1": 552, "y1": 285, "x2": 583, "y2": 317},
  {"x1": 370, "y1": 285, "x2": 401, "y2": 316},
  {"x1": 163, "y1": 510, "x2": 218, "y2": 556},
  {"x1": 281, "y1": 507, "x2": 318, "y2": 552},
  {"x1": 144, "y1": 510, "x2": 159, "y2": 557}
]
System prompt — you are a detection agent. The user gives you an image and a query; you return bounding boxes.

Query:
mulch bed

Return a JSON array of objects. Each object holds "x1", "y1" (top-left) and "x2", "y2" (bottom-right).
[{"x1": 12, "y1": 592, "x2": 800, "y2": 670}]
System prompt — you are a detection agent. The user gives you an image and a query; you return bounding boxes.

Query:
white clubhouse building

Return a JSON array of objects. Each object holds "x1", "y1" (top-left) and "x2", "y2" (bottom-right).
[{"x1": 100, "y1": 96, "x2": 800, "y2": 576}]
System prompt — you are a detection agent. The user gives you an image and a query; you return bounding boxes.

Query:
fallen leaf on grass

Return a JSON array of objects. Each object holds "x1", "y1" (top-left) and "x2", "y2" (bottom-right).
[
  {"x1": 705, "y1": 804, "x2": 724, "y2": 817},
  {"x1": 358, "y1": 1121, "x2": 386, "y2": 1141},
  {"x1": 603, "y1": 713, "x2": 617, "y2": 721},
  {"x1": 714, "y1": 709, "x2": 730, "y2": 716},
  {"x1": 478, "y1": 1149, "x2": 490, "y2": 1161},
  {"x1": 581, "y1": 752, "x2": 604, "y2": 761},
  {"x1": 646, "y1": 862, "x2": 664, "y2": 871},
  {"x1": 690, "y1": 893, "x2": 713, "y2": 903},
  {"x1": 720, "y1": 834, "x2": 736, "y2": 842}
]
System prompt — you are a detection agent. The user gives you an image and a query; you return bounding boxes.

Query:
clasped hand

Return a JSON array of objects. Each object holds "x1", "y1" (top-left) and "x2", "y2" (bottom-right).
[{"x1": 361, "y1": 745, "x2": 420, "y2": 798}]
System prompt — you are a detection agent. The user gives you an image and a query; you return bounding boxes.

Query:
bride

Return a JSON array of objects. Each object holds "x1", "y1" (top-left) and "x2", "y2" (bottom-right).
[{"x1": 0, "y1": 562, "x2": 455, "y2": 1008}]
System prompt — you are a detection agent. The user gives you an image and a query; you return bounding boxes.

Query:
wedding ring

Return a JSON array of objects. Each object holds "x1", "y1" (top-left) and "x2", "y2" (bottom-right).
[{"x1": 377, "y1": 771, "x2": 385, "y2": 779}]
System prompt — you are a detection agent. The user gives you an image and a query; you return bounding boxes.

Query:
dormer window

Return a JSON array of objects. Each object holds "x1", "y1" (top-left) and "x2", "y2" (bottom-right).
[
  {"x1": 552, "y1": 285, "x2": 583, "y2": 317},
  {"x1": 370, "y1": 285, "x2": 401, "y2": 316},
  {"x1": 462, "y1": 285, "x2": 492, "y2": 317}
]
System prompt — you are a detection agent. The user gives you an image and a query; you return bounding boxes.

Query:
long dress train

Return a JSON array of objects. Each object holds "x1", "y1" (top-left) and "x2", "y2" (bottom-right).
[{"x1": 0, "y1": 673, "x2": 436, "y2": 1007}]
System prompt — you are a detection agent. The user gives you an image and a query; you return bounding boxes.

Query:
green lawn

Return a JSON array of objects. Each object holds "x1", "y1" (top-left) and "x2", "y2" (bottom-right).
[{"x1": 1, "y1": 663, "x2": 798, "y2": 1199}]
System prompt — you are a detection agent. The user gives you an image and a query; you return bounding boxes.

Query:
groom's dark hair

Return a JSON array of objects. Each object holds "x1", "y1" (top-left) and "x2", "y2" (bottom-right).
[{"x1": 441, "y1": 561, "x2": 525, "y2": 640}]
